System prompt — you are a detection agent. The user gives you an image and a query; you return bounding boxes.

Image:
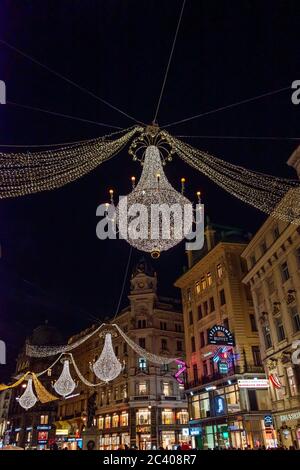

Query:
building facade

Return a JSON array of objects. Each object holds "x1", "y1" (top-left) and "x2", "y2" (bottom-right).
[
  {"x1": 175, "y1": 222, "x2": 273, "y2": 449},
  {"x1": 242, "y1": 215, "x2": 300, "y2": 448},
  {"x1": 56, "y1": 258, "x2": 188, "y2": 450},
  {"x1": 0, "y1": 388, "x2": 11, "y2": 448}
]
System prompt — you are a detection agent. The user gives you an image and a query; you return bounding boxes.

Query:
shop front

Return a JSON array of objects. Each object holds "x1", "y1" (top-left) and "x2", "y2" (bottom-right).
[{"x1": 274, "y1": 410, "x2": 300, "y2": 449}]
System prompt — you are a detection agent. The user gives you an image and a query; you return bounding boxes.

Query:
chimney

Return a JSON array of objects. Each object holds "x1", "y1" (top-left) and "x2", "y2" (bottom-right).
[{"x1": 287, "y1": 146, "x2": 300, "y2": 180}]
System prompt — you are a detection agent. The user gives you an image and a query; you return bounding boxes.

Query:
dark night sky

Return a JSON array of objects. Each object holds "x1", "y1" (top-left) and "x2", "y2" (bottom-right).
[{"x1": 0, "y1": 0, "x2": 299, "y2": 380}]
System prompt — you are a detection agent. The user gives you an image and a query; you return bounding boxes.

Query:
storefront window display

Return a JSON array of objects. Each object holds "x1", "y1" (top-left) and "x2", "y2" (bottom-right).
[
  {"x1": 98, "y1": 416, "x2": 104, "y2": 429},
  {"x1": 161, "y1": 431, "x2": 175, "y2": 449},
  {"x1": 162, "y1": 409, "x2": 174, "y2": 425},
  {"x1": 136, "y1": 409, "x2": 151, "y2": 425},
  {"x1": 177, "y1": 409, "x2": 189, "y2": 424},
  {"x1": 120, "y1": 411, "x2": 128, "y2": 427},
  {"x1": 112, "y1": 414, "x2": 119, "y2": 428},
  {"x1": 105, "y1": 415, "x2": 111, "y2": 429}
]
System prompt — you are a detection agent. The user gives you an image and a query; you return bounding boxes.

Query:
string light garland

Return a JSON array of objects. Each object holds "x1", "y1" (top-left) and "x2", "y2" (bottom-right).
[
  {"x1": 92, "y1": 333, "x2": 123, "y2": 383},
  {"x1": 0, "y1": 127, "x2": 141, "y2": 199},
  {"x1": 167, "y1": 134, "x2": 300, "y2": 224},
  {"x1": 113, "y1": 324, "x2": 178, "y2": 364},
  {"x1": 53, "y1": 358, "x2": 77, "y2": 398}
]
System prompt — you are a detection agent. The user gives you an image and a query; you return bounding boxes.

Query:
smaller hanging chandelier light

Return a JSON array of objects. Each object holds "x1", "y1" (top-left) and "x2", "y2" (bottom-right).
[
  {"x1": 92, "y1": 333, "x2": 122, "y2": 382},
  {"x1": 18, "y1": 376, "x2": 38, "y2": 410},
  {"x1": 53, "y1": 358, "x2": 77, "y2": 398}
]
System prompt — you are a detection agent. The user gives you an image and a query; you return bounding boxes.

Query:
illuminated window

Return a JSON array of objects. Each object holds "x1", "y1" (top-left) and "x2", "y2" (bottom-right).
[
  {"x1": 112, "y1": 414, "x2": 119, "y2": 427},
  {"x1": 40, "y1": 415, "x2": 48, "y2": 425},
  {"x1": 176, "y1": 410, "x2": 189, "y2": 425},
  {"x1": 98, "y1": 417, "x2": 104, "y2": 429},
  {"x1": 201, "y1": 276, "x2": 207, "y2": 290},
  {"x1": 163, "y1": 382, "x2": 170, "y2": 396},
  {"x1": 105, "y1": 415, "x2": 111, "y2": 429},
  {"x1": 107, "y1": 389, "x2": 112, "y2": 404},
  {"x1": 195, "y1": 282, "x2": 201, "y2": 294},
  {"x1": 162, "y1": 409, "x2": 174, "y2": 425},
  {"x1": 207, "y1": 272, "x2": 212, "y2": 286},
  {"x1": 47, "y1": 369, "x2": 52, "y2": 377},
  {"x1": 136, "y1": 409, "x2": 151, "y2": 425},
  {"x1": 138, "y1": 382, "x2": 147, "y2": 395},
  {"x1": 139, "y1": 358, "x2": 147, "y2": 370},
  {"x1": 120, "y1": 412, "x2": 128, "y2": 427},
  {"x1": 217, "y1": 264, "x2": 223, "y2": 278}
]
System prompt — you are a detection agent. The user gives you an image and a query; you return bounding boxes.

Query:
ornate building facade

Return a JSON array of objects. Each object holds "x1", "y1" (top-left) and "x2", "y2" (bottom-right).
[
  {"x1": 242, "y1": 215, "x2": 300, "y2": 448},
  {"x1": 175, "y1": 222, "x2": 272, "y2": 449},
  {"x1": 55, "y1": 258, "x2": 188, "y2": 450}
]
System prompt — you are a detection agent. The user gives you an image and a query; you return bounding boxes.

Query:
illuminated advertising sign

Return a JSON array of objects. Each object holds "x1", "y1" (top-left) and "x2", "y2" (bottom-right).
[
  {"x1": 207, "y1": 325, "x2": 235, "y2": 346},
  {"x1": 218, "y1": 362, "x2": 229, "y2": 374},
  {"x1": 264, "y1": 415, "x2": 273, "y2": 427},
  {"x1": 214, "y1": 395, "x2": 226, "y2": 416},
  {"x1": 190, "y1": 427, "x2": 201, "y2": 436},
  {"x1": 238, "y1": 379, "x2": 269, "y2": 389}
]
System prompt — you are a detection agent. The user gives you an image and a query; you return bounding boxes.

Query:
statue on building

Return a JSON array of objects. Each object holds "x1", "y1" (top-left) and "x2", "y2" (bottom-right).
[{"x1": 87, "y1": 391, "x2": 97, "y2": 428}]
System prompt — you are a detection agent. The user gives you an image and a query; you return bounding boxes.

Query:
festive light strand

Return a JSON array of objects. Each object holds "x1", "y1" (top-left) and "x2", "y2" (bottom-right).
[
  {"x1": 0, "y1": 127, "x2": 141, "y2": 199},
  {"x1": 113, "y1": 324, "x2": 179, "y2": 364},
  {"x1": 167, "y1": 134, "x2": 300, "y2": 224}
]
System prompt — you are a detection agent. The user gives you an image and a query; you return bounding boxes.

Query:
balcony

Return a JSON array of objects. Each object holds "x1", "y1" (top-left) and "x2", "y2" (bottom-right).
[{"x1": 186, "y1": 364, "x2": 265, "y2": 390}]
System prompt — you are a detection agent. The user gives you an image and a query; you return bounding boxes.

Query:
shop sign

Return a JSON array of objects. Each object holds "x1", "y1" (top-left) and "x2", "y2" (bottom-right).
[
  {"x1": 14, "y1": 427, "x2": 21, "y2": 432},
  {"x1": 207, "y1": 325, "x2": 235, "y2": 346},
  {"x1": 238, "y1": 379, "x2": 269, "y2": 389},
  {"x1": 38, "y1": 431, "x2": 48, "y2": 441},
  {"x1": 279, "y1": 411, "x2": 300, "y2": 422},
  {"x1": 264, "y1": 415, "x2": 273, "y2": 427},
  {"x1": 37, "y1": 425, "x2": 51, "y2": 430},
  {"x1": 190, "y1": 427, "x2": 201, "y2": 436},
  {"x1": 228, "y1": 425, "x2": 240, "y2": 431},
  {"x1": 219, "y1": 362, "x2": 229, "y2": 374},
  {"x1": 182, "y1": 428, "x2": 189, "y2": 436},
  {"x1": 56, "y1": 429, "x2": 69, "y2": 436},
  {"x1": 26, "y1": 427, "x2": 33, "y2": 431},
  {"x1": 38, "y1": 440, "x2": 47, "y2": 444}
]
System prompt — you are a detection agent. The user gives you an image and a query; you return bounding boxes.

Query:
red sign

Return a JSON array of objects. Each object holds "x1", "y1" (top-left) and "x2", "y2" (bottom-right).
[{"x1": 38, "y1": 431, "x2": 48, "y2": 441}]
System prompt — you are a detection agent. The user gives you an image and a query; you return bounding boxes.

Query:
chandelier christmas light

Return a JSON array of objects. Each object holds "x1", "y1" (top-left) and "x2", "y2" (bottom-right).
[
  {"x1": 18, "y1": 376, "x2": 37, "y2": 410},
  {"x1": 115, "y1": 127, "x2": 195, "y2": 258},
  {"x1": 53, "y1": 358, "x2": 77, "y2": 398},
  {"x1": 92, "y1": 332, "x2": 123, "y2": 382}
]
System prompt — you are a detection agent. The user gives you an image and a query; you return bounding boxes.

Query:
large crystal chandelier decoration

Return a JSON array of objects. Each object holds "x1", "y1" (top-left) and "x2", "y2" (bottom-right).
[
  {"x1": 18, "y1": 376, "x2": 38, "y2": 410},
  {"x1": 116, "y1": 126, "x2": 194, "y2": 258},
  {"x1": 92, "y1": 332, "x2": 123, "y2": 383},
  {"x1": 53, "y1": 358, "x2": 77, "y2": 398}
]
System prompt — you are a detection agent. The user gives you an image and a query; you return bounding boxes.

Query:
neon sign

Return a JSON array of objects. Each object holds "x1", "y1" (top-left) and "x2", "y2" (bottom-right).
[{"x1": 174, "y1": 359, "x2": 187, "y2": 384}]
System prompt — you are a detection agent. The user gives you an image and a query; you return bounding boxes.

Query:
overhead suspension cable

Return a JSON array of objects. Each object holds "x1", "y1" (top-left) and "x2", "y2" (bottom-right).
[
  {"x1": 153, "y1": 0, "x2": 186, "y2": 122},
  {"x1": 0, "y1": 38, "x2": 144, "y2": 126},
  {"x1": 175, "y1": 134, "x2": 300, "y2": 141},
  {"x1": 162, "y1": 86, "x2": 291, "y2": 128},
  {"x1": 6, "y1": 100, "x2": 123, "y2": 130}
]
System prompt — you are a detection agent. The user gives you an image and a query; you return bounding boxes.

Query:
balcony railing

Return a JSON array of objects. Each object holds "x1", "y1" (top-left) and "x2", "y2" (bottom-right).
[{"x1": 186, "y1": 364, "x2": 264, "y2": 389}]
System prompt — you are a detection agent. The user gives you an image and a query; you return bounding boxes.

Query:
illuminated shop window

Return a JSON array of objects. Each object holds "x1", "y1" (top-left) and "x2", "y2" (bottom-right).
[
  {"x1": 136, "y1": 409, "x2": 151, "y2": 425},
  {"x1": 105, "y1": 415, "x2": 111, "y2": 429},
  {"x1": 40, "y1": 415, "x2": 48, "y2": 424},
  {"x1": 176, "y1": 410, "x2": 189, "y2": 425},
  {"x1": 120, "y1": 412, "x2": 128, "y2": 427},
  {"x1": 162, "y1": 409, "x2": 174, "y2": 425},
  {"x1": 98, "y1": 417, "x2": 104, "y2": 429},
  {"x1": 112, "y1": 414, "x2": 119, "y2": 428},
  {"x1": 138, "y1": 382, "x2": 148, "y2": 395}
]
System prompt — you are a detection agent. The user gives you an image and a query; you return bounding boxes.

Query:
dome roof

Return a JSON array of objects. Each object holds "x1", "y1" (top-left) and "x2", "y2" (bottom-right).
[{"x1": 30, "y1": 322, "x2": 64, "y2": 346}]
